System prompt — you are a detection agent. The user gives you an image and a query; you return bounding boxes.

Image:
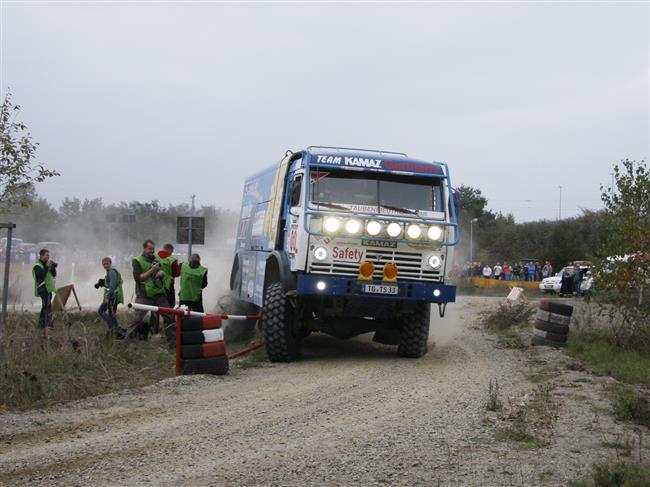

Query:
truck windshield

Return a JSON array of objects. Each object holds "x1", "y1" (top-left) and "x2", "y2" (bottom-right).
[{"x1": 310, "y1": 170, "x2": 443, "y2": 213}]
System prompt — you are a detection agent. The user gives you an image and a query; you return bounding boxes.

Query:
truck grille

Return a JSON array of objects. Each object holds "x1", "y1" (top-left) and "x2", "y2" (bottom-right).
[{"x1": 309, "y1": 249, "x2": 443, "y2": 282}]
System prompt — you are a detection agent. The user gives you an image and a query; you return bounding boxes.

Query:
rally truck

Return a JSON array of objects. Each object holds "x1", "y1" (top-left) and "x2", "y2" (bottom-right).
[{"x1": 230, "y1": 146, "x2": 459, "y2": 361}]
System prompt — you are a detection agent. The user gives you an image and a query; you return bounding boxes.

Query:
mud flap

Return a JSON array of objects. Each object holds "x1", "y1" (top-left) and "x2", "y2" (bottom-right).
[{"x1": 373, "y1": 329, "x2": 400, "y2": 345}]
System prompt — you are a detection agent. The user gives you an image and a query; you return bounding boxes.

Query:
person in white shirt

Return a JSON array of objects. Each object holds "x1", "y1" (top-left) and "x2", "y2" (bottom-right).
[
  {"x1": 493, "y1": 263, "x2": 503, "y2": 280},
  {"x1": 482, "y1": 265, "x2": 493, "y2": 278}
]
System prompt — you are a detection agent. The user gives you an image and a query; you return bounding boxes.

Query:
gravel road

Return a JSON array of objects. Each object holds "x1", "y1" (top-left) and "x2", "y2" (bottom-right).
[{"x1": 0, "y1": 297, "x2": 640, "y2": 486}]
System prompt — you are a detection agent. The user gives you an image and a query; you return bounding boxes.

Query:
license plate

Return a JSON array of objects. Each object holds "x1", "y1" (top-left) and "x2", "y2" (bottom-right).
[
  {"x1": 545, "y1": 285, "x2": 554, "y2": 289},
  {"x1": 363, "y1": 284, "x2": 399, "y2": 295}
]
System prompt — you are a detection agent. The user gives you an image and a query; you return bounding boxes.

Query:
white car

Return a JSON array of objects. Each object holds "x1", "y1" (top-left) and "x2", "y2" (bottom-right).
[
  {"x1": 539, "y1": 271, "x2": 563, "y2": 294},
  {"x1": 539, "y1": 266, "x2": 591, "y2": 294}
]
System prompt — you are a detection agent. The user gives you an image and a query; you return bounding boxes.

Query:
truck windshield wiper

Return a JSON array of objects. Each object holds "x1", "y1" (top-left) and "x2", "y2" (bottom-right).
[
  {"x1": 313, "y1": 201, "x2": 350, "y2": 211},
  {"x1": 380, "y1": 204, "x2": 419, "y2": 216}
]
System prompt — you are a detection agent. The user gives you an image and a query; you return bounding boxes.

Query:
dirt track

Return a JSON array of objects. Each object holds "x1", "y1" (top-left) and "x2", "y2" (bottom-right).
[{"x1": 0, "y1": 297, "x2": 640, "y2": 486}]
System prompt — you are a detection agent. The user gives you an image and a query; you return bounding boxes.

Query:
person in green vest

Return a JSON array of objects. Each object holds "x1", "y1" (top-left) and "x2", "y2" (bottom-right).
[
  {"x1": 96, "y1": 257, "x2": 125, "y2": 338},
  {"x1": 179, "y1": 254, "x2": 208, "y2": 312},
  {"x1": 32, "y1": 248, "x2": 57, "y2": 329},
  {"x1": 157, "y1": 243, "x2": 180, "y2": 307},
  {"x1": 127, "y1": 239, "x2": 176, "y2": 347}
]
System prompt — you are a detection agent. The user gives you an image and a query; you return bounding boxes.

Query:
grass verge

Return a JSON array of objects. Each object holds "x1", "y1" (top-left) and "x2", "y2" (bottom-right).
[
  {"x1": 0, "y1": 311, "x2": 175, "y2": 410},
  {"x1": 566, "y1": 329, "x2": 650, "y2": 386},
  {"x1": 609, "y1": 384, "x2": 650, "y2": 428},
  {"x1": 571, "y1": 461, "x2": 650, "y2": 487}
]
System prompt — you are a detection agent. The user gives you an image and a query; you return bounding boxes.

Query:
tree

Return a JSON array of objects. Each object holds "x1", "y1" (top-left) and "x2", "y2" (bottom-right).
[
  {"x1": 595, "y1": 159, "x2": 650, "y2": 346},
  {"x1": 0, "y1": 91, "x2": 58, "y2": 211}
]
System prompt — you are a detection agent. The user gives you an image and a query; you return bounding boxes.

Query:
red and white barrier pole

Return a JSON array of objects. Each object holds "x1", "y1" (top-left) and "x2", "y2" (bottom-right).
[
  {"x1": 127, "y1": 302, "x2": 260, "y2": 321},
  {"x1": 127, "y1": 303, "x2": 263, "y2": 374}
]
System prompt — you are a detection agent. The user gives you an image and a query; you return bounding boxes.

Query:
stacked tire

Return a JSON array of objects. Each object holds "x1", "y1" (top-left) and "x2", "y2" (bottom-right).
[
  {"x1": 181, "y1": 315, "x2": 229, "y2": 375},
  {"x1": 531, "y1": 300, "x2": 573, "y2": 348}
]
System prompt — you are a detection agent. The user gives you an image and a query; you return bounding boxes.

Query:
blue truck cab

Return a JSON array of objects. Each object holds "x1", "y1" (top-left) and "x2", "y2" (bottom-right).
[{"x1": 230, "y1": 146, "x2": 459, "y2": 361}]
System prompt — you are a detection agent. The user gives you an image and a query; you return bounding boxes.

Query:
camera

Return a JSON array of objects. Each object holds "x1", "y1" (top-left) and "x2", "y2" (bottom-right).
[{"x1": 94, "y1": 278, "x2": 105, "y2": 289}]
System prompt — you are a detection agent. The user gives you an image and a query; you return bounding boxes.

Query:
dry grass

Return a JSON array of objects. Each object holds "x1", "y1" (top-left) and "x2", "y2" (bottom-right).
[{"x1": 0, "y1": 310, "x2": 175, "y2": 410}]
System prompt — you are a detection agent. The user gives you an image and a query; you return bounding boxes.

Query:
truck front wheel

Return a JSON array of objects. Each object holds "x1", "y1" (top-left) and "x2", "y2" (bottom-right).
[
  {"x1": 397, "y1": 303, "x2": 431, "y2": 358},
  {"x1": 261, "y1": 282, "x2": 299, "y2": 362}
]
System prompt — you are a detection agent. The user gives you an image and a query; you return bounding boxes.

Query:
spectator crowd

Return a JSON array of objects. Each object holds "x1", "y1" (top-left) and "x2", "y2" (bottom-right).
[{"x1": 458, "y1": 261, "x2": 554, "y2": 281}]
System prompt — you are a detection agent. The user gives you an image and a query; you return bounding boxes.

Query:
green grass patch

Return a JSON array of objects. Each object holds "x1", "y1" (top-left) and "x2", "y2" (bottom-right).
[
  {"x1": 571, "y1": 462, "x2": 650, "y2": 487},
  {"x1": 0, "y1": 311, "x2": 175, "y2": 410},
  {"x1": 566, "y1": 329, "x2": 650, "y2": 386},
  {"x1": 609, "y1": 384, "x2": 650, "y2": 428},
  {"x1": 525, "y1": 366, "x2": 560, "y2": 383},
  {"x1": 494, "y1": 422, "x2": 542, "y2": 449}
]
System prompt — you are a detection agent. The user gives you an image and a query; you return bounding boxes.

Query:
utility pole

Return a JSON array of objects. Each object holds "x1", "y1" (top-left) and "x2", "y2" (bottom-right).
[
  {"x1": 188, "y1": 195, "x2": 196, "y2": 259},
  {"x1": 1, "y1": 222, "x2": 17, "y2": 367},
  {"x1": 469, "y1": 218, "x2": 478, "y2": 264},
  {"x1": 558, "y1": 185, "x2": 563, "y2": 220}
]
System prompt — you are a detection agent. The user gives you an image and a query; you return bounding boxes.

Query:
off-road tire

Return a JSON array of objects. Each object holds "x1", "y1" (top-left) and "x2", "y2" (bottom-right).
[
  {"x1": 532, "y1": 328, "x2": 568, "y2": 343},
  {"x1": 397, "y1": 303, "x2": 431, "y2": 358},
  {"x1": 182, "y1": 356, "x2": 229, "y2": 375},
  {"x1": 539, "y1": 300, "x2": 573, "y2": 317},
  {"x1": 531, "y1": 334, "x2": 566, "y2": 348},
  {"x1": 533, "y1": 319, "x2": 569, "y2": 335},
  {"x1": 261, "y1": 282, "x2": 299, "y2": 362}
]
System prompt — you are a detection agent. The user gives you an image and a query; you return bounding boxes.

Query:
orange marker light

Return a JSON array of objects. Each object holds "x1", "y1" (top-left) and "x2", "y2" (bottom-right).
[
  {"x1": 383, "y1": 263, "x2": 398, "y2": 281},
  {"x1": 358, "y1": 261, "x2": 375, "y2": 280}
]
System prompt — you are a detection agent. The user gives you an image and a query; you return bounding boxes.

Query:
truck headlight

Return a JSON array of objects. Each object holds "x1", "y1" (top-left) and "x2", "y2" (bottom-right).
[
  {"x1": 366, "y1": 220, "x2": 382, "y2": 236},
  {"x1": 427, "y1": 225, "x2": 443, "y2": 241},
  {"x1": 345, "y1": 219, "x2": 362, "y2": 235},
  {"x1": 323, "y1": 217, "x2": 340, "y2": 234},
  {"x1": 386, "y1": 222, "x2": 402, "y2": 237},
  {"x1": 313, "y1": 246, "x2": 328, "y2": 261},
  {"x1": 406, "y1": 224, "x2": 421, "y2": 239},
  {"x1": 428, "y1": 254, "x2": 442, "y2": 269}
]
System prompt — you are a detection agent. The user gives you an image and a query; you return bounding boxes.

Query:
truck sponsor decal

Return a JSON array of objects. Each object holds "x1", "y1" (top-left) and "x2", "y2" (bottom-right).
[
  {"x1": 361, "y1": 239, "x2": 397, "y2": 249},
  {"x1": 332, "y1": 246, "x2": 364, "y2": 262},
  {"x1": 314, "y1": 155, "x2": 441, "y2": 175},
  {"x1": 251, "y1": 210, "x2": 265, "y2": 239},
  {"x1": 316, "y1": 155, "x2": 382, "y2": 169},
  {"x1": 288, "y1": 225, "x2": 298, "y2": 253}
]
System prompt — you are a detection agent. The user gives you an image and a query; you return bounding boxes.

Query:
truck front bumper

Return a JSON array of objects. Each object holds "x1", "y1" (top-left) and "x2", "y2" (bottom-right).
[{"x1": 296, "y1": 274, "x2": 456, "y2": 303}]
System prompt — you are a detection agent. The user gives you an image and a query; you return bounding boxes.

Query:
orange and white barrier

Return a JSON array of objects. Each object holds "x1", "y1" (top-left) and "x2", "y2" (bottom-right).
[{"x1": 128, "y1": 303, "x2": 262, "y2": 376}]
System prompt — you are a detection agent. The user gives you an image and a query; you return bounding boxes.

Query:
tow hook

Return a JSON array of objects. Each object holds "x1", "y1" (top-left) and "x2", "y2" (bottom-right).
[{"x1": 437, "y1": 303, "x2": 447, "y2": 318}]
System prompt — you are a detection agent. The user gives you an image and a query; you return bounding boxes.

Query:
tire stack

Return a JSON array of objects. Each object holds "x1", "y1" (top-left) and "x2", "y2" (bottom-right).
[
  {"x1": 531, "y1": 300, "x2": 573, "y2": 347},
  {"x1": 181, "y1": 315, "x2": 229, "y2": 375}
]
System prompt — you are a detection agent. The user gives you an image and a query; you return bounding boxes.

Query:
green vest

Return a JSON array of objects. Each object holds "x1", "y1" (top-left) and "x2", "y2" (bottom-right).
[
  {"x1": 104, "y1": 268, "x2": 124, "y2": 304},
  {"x1": 179, "y1": 262, "x2": 207, "y2": 302},
  {"x1": 134, "y1": 255, "x2": 166, "y2": 297},
  {"x1": 157, "y1": 254, "x2": 177, "y2": 291},
  {"x1": 33, "y1": 260, "x2": 56, "y2": 296}
]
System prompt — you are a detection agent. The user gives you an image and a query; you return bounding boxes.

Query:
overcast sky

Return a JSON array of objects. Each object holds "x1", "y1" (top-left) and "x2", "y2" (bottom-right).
[{"x1": 1, "y1": 1, "x2": 648, "y2": 222}]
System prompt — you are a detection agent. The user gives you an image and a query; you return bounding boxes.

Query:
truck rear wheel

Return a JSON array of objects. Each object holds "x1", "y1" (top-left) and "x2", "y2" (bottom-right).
[
  {"x1": 397, "y1": 303, "x2": 431, "y2": 358},
  {"x1": 261, "y1": 282, "x2": 299, "y2": 362}
]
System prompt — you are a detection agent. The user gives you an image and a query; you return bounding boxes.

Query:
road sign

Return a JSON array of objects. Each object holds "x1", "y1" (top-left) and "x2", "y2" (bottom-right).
[{"x1": 177, "y1": 217, "x2": 205, "y2": 245}]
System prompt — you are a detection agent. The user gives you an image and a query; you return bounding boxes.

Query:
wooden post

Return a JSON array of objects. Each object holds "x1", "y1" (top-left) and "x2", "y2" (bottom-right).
[{"x1": 1, "y1": 222, "x2": 17, "y2": 367}]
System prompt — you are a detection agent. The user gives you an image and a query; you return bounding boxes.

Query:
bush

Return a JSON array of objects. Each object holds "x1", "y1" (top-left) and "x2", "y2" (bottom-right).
[{"x1": 480, "y1": 301, "x2": 535, "y2": 331}]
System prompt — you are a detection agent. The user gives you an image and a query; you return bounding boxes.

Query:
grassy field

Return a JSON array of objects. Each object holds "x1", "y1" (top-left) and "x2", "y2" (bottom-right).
[
  {"x1": 566, "y1": 329, "x2": 650, "y2": 386},
  {"x1": 0, "y1": 311, "x2": 175, "y2": 410},
  {"x1": 0, "y1": 309, "x2": 267, "y2": 411}
]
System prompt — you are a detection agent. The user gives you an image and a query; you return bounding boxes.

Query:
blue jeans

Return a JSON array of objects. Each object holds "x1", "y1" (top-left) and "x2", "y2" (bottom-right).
[{"x1": 98, "y1": 300, "x2": 119, "y2": 330}]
